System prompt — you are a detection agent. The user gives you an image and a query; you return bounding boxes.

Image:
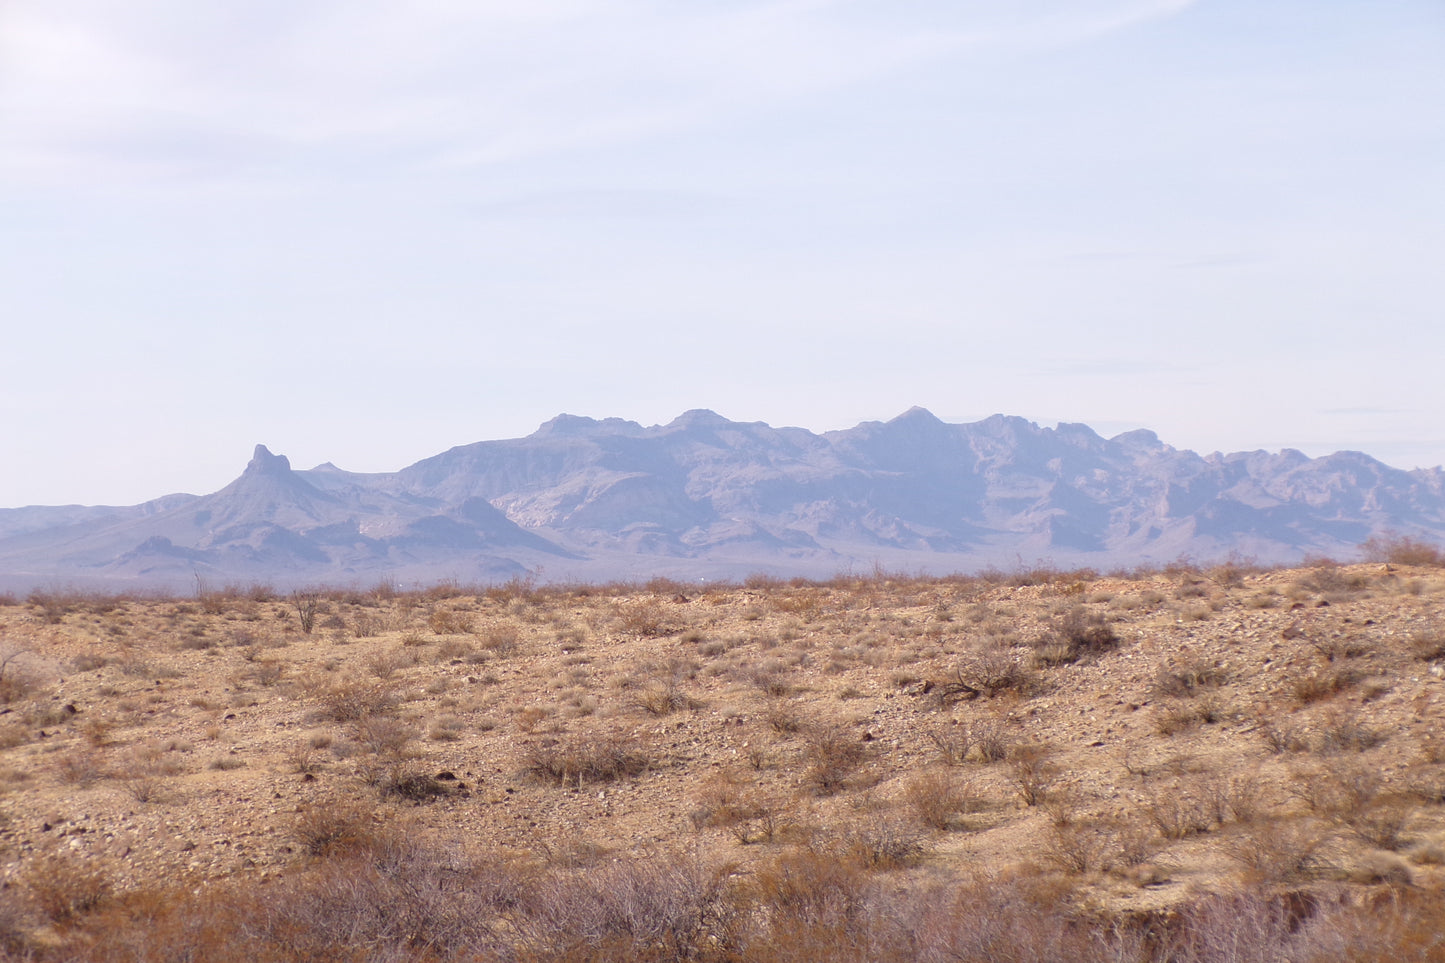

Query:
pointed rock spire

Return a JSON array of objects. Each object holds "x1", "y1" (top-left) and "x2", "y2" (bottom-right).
[{"x1": 245, "y1": 445, "x2": 292, "y2": 475}]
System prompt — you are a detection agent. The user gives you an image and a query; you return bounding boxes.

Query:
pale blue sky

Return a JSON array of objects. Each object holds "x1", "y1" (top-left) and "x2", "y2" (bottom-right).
[{"x1": 2, "y1": 1, "x2": 1442, "y2": 506}]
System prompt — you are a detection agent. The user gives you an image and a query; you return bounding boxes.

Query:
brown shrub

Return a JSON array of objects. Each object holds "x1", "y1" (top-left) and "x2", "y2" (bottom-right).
[
  {"x1": 1315, "y1": 706, "x2": 1387, "y2": 754},
  {"x1": 1008, "y1": 743, "x2": 1057, "y2": 807},
  {"x1": 477, "y1": 623, "x2": 521, "y2": 656},
  {"x1": 427, "y1": 607, "x2": 474, "y2": 635},
  {"x1": 1144, "y1": 777, "x2": 1224, "y2": 840},
  {"x1": 615, "y1": 599, "x2": 675, "y2": 637},
  {"x1": 513, "y1": 853, "x2": 739, "y2": 961},
  {"x1": 1361, "y1": 531, "x2": 1445, "y2": 566},
  {"x1": 290, "y1": 590, "x2": 320, "y2": 634},
  {"x1": 1409, "y1": 624, "x2": 1445, "y2": 662},
  {"x1": 56, "y1": 749, "x2": 106, "y2": 786},
  {"x1": 353, "y1": 715, "x2": 417, "y2": 756},
  {"x1": 764, "y1": 702, "x2": 805, "y2": 734},
  {"x1": 0, "y1": 648, "x2": 42, "y2": 710},
  {"x1": 522, "y1": 730, "x2": 652, "y2": 786},
  {"x1": 291, "y1": 799, "x2": 378, "y2": 859},
  {"x1": 946, "y1": 649, "x2": 1038, "y2": 700},
  {"x1": 1290, "y1": 665, "x2": 1359, "y2": 705},
  {"x1": 903, "y1": 769, "x2": 978, "y2": 830},
  {"x1": 1033, "y1": 607, "x2": 1121, "y2": 665},
  {"x1": 1044, "y1": 818, "x2": 1160, "y2": 875},
  {"x1": 22, "y1": 854, "x2": 114, "y2": 925},
  {"x1": 801, "y1": 722, "x2": 869, "y2": 795},
  {"x1": 306, "y1": 675, "x2": 399, "y2": 721},
  {"x1": 631, "y1": 669, "x2": 702, "y2": 716},
  {"x1": 832, "y1": 817, "x2": 925, "y2": 870},
  {"x1": 1152, "y1": 694, "x2": 1226, "y2": 736},
  {"x1": 1223, "y1": 818, "x2": 1332, "y2": 884},
  {"x1": 748, "y1": 848, "x2": 872, "y2": 942},
  {"x1": 1152, "y1": 657, "x2": 1228, "y2": 698}
]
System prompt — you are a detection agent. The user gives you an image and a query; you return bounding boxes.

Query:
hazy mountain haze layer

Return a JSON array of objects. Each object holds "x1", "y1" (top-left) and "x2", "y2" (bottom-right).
[{"x1": 1, "y1": 409, "x2": 1442, "y2": 591}]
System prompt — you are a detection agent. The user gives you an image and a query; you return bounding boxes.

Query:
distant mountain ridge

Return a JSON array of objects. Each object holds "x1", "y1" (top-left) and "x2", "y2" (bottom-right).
[{"x1": 2, "y1": 409, "x2": 1442, "y2": 590}]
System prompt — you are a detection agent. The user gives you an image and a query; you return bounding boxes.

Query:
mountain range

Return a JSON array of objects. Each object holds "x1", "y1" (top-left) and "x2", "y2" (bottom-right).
[{"x1": 2, "y1": 408, "x2": 1443, "y2": 591}]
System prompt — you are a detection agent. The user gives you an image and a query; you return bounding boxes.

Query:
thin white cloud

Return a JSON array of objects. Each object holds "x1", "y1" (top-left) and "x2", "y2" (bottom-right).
[{"x1": 0, "y1": 0, "x2": 1201, "y2": 181}]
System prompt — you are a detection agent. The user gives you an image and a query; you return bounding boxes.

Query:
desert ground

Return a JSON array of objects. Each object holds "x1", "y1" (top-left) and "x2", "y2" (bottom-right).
[{"x1": 1, "y1": 556, "x2": 1444, "y2": 960}]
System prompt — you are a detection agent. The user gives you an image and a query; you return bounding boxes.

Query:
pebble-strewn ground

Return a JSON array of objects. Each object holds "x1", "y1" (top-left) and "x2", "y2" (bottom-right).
[{"x1": 1, "y1": 562, "x2": 1443, "y2": 951}]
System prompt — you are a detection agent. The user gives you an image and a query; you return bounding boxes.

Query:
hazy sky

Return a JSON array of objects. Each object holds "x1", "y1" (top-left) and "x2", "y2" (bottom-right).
[{"x1": 3, "y1": 0, "x2": 1442, "y2": 507}]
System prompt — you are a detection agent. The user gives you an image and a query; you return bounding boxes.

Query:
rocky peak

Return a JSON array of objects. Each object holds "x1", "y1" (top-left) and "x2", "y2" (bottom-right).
[
  {"x1": 665, "y1": 409, "x2": 735, "y2": 431},
  {"x1": 245, "y1": 445, "x2": 292, "y2": 476}
]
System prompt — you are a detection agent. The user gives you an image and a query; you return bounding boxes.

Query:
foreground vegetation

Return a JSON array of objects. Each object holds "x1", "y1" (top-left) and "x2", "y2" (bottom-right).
[{"x1": 1, "y1": 547, "x2": 1444, "y2": 960}]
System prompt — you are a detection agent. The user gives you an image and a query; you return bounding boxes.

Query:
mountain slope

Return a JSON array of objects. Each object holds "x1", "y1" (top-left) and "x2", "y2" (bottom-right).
[{"x1": 1, "y1": 410, "x2": 1443, "y2": 590}]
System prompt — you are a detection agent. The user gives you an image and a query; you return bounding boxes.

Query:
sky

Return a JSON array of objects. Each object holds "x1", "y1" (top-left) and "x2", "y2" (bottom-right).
[{"x1": 2, "y1": 0, "x2": 1442, "y2": 507}]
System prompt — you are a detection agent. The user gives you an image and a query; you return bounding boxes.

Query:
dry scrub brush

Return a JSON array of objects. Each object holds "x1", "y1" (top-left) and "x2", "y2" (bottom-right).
[
  {"x1": 521, "y1": 730, "x2": 653, "y2": 786},
  {"x1": 801, "y1": 721, "x2": 871, "y2": 795},
  {"x1": 1031, "y1": 606, "x2": 1121, "y2": 666},
  {"x1": 903, "y1": 769, "x2": 983, "y2": 831}
]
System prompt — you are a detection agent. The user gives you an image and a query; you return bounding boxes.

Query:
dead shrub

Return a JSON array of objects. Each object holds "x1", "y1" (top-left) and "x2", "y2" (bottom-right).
[
  {"x1": 70, "y1": 652, "x2": 111, "y2": 673},
  {"x1": 1347, "y1": 851, "x2": 1414, "y2": 886},
  {"x1": 747, "y1": 663, "x2": 793, "y2": 697},
  {"x1": 292, "y1": 799, "x2": 378, "y2": 859},
  {"x1": 22, "y1": 854, "x2": 114, "y2": 925},
  {"x1": 726, "y1": 797, "x2": 789, "y2": 845},
  {"x1": 1145, "y1": 779, "x2": 1223, "y2": 840},
  {"x1": 801, "y1": 722, "x2": 869, "y2": 795},
  {"x1": 1361, "y1": 531, "x2": 1445, "y2": 566},
  {"x1": 1151, "y1": 697, "x2": 1223, "y2": 736},
  {"x1": 748, "y1": 848, "x2": 872, "y2": 939},
  {"x1": 1008, "y1": 743, "x2": 1057, "y2": 806},
  {"x1": 833, "y1": 817, "x2": 925, "y2": 870},
  {"x1": 1033, "y1": 607, "x2": 1120, "y2": 665},
  {"x1": 1221, "y1": 772, "x2": 1267, "y2": 825},
  {"x1": 946, "y1": 649, "x2": 1038, "y2": 700},
  {"x1": 291, "y1": 590, "x2": 320, "y2": 634},
  {"x1": 1223, "y1": 818, "x2": 1332, "y2": 884},
  {"x1": 379, "y1": 767, "x2": 454, "y2": 802},
  {"x1": 514, "y1": 853, "x2": 739, "y2": 961},
  {"x1": 28, "y1": 590, "x2": 88, "y2": 624},
  {"x1": 477, "y1": 623, "x2": 521, "y2": 656},
  {"x1": 630, "y1": 669, "x2": 702, "y2": 716},
  {"x1": 354, "y1": 715, "x2": 417, "y2": 757},
  {"x1": 1409, "y1": 624, "x2": 1445, "y2": 663},
  {"x1": 1347, "y1": 795, "x2": 1415, "y2": 851},
  {"x1": 615, "y1": 599, "x2": 674, "y2": 637},
  {"x1": 1152, "y1": 657, "x2": 1228, "y2": 698},
  {"x1": 1290, "y1": 764, "x2": 1377, "y2": 817},
  {"x1": 115, "y1": 752, "x2": 176, "y2": 803},
  {"x1": 522, "y1": 730, "x2": 651, "y2": 786},
  {"x1": 925, "y1": 723, "x2": 972, "y2": 766},
  {"x1": 691, "y1": 773, "x2": 763, "y2": 830},
  {"x1": 307, "y1": 675, "x2": 400, "y2": 722},
  {"x1": 350, "y1": 613, "x2": 385, "y2": 638},
  {"x1": 1045, "y1": 818, "x2": 1159, "y2": 875},
  {"x1": 1257, "y1": 710, "x2": 1311, "y2": 754},
  {"x1": 56, "y1": 749, "x2": 105, "y2": 786},
  {"x1": 1291, "y1": 764, "x2": 1415, "y2": 850},
  {"x1": 962, "y1": 716, "x2": 1014, "y2": 763},
  {"x1": 0, "y1": 646, "x2": 39, "y2": 705},
  {"x1": 903, "y1": 769, "x2": 978, "y2": 830},
  {"x1": 427, "y1": 607, "x2": 474, "y2": 635},
  {"x1": 286, "y1": 742, "x2": 321, "y2": 775},
  {"x1": 1315, "y1": 706, "x2": 1387, "y2": 754},
  {"x1": 365, "y1": 647, "x2": 412, "y2": 680},
  {"x1": 0, "y1": 721, "x2": 28, "y2": 750},
  {"x1": 764, "y1": 702, "x2": 805, "y2": 734},
  {"x1": 1290, "y1": 665, "x2": 1359, "y2": 705}
]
